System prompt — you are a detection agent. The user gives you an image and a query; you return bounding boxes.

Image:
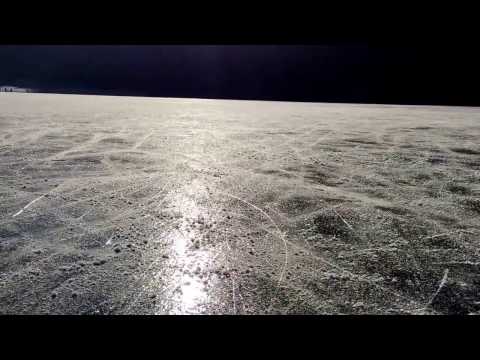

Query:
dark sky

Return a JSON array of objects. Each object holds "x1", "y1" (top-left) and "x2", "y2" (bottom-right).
[{"x1": 0, "y1": 45, "x2": 478, "y2": 105}]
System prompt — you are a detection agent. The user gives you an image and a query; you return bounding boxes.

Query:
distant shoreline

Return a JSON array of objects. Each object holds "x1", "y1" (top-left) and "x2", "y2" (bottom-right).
[
  {"x1": 0, "y1": 86, "x2": 34, "y2": 93},
  {"x1": 1, "y1": 91, "x2": 479, "y2": 110}
]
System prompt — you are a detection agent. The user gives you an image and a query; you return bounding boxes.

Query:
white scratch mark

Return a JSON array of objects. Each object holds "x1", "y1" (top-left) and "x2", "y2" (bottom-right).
[
  {"x1": 105, "y1": 235, "x2": 114, "y2": 246},
  {"x1": 231, "y1": 275, "x2": 237, "y2": 315},
  {"x1": 219, "y1": 192, "x2": 289, "y2": 284},
  {"x1": 13, "y1": 194, "x2": 47, "y2": 217},
  {"x1": 133, "y1": 131, "x2": 153, "y2": 149},
  {"x1": 332, "y1": 207, "x2": 354, "y2": 231},
  {"x1": 424, "y1": 268, "x2": 449, "y2": 312}
]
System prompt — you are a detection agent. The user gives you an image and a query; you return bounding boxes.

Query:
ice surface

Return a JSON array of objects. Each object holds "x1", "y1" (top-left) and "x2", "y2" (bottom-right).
[{"x1": 1, "y1": 93, "x2": 480, "y2": 314}]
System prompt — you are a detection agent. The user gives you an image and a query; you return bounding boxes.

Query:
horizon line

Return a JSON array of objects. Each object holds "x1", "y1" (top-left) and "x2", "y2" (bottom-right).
[{"x1": 1, "y1": 91, "x2": 479, "y2": 109}]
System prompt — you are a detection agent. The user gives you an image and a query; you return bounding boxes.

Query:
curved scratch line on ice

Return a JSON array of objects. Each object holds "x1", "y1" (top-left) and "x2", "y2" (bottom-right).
[
  {"x1": 223, "y1": 233, "x2": 238, "y2": 314},
  {"x1": 12, "y1": 194, "x2": 46, "y2": 217},
  {"x1": 133, "y1": 131, "x2": 153, "y2": 149},
  {"x1": 104, "y1": 180, "x2": 172, "y2": 247},
  {"x1": 219, "y1": 192, "x2": 288, "y2": 284}
]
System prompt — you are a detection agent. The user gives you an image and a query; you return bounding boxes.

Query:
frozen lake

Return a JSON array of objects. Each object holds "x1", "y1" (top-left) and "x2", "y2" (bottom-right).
[{"x1": 1, "y1": 93, "x2": 480, "y2": 314}]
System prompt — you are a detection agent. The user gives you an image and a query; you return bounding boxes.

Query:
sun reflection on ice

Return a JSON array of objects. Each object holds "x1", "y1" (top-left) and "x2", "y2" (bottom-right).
[
  {"x1": 173, "y1": 248, "x2": 211, "y2": 314},
  {"x1": 160, "y1": 180, "x2": 217, "y2": 314}
]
